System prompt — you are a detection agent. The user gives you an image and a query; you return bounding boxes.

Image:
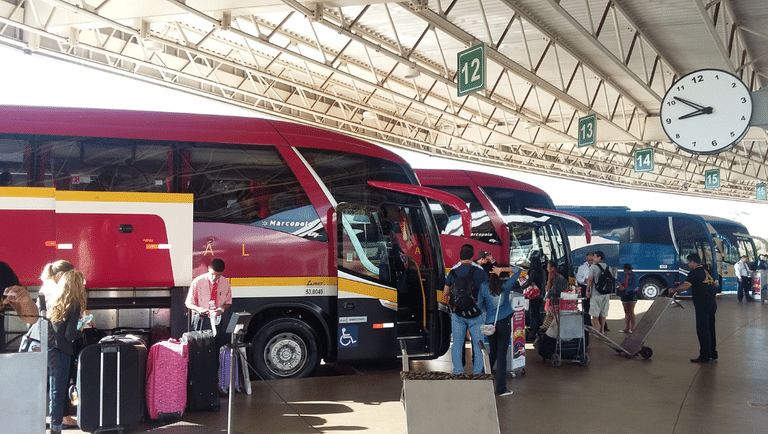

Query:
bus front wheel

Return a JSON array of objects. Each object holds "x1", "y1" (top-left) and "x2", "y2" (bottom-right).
[
  {"x1": 251, "y1": 317, "x2": 320, "y2": 379},
  {"x1": 640, "y1": 279, "x2": 663, "y2": 300}
]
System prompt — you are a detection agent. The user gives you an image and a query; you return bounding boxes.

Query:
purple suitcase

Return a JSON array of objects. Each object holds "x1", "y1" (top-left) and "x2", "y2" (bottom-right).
[{"x1": 145, "y1": 339, "x2": 188, "y2": 420}]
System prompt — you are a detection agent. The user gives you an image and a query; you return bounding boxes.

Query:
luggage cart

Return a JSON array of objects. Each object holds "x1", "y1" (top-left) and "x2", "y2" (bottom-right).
[
  {"x1": 585, "y1": 294, "x2": 681, "y2": 359},
  {"x1": 550, "y1": 297, "x2": 588, "y2": 367}
]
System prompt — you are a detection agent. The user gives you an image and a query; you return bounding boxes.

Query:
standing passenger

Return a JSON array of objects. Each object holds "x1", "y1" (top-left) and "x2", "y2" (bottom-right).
[
  {"x1": 478, "y1": 265, "x2": 521, "y2": 396},
  {"x1": 520, "y1": 252, "x2": 546, "y2": 337},
  {"x1": 617, "y1": 263, "x2": 638, "y2": 334},
  {"x1": 734, "y1": 255, "x2": 754, "y2": 302},
  {"x1": 442, "y1": 246, "x2": 488, "y2": 374},
  {"x1": 670, "y1": 253, "x2": 718, "y2": 363},
  {"x1": 47, "y1": 270, "x2": 88, "y2": 434},
  {"x1": 586, "y1": 251, "x2": 611, "y2": 334}
]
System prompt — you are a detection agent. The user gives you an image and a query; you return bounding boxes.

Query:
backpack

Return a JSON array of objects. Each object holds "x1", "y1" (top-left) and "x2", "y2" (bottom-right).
[
  {"x1": 594, "y1": 263, "x2": 614, "y2": 295},
  {"x1": 449, "y1": 267, "x2": 482, "y2": 318}
]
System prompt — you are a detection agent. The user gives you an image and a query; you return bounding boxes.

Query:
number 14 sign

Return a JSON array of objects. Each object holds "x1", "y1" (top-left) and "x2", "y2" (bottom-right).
[{"x1": 634, "y1": 148, "x2": 654, "y2": 172}]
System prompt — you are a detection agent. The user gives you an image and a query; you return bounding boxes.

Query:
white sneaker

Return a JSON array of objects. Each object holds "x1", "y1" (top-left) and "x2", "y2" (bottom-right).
[{"x1": 499, "y1": 389, "x2": 513, "y2": 397}]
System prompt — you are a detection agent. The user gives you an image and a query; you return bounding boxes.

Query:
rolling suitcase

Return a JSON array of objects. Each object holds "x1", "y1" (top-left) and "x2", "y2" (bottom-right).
[
  {"x1": 76, "y1": 334, "x2": 147, "y2": 433},
  {"x1": 218, "y1": 344, "x2": 252, "y2": 395},
  {"x1": 182, "y1": 331, "x2": 220, "y2": 412},
  {"x1": 145, "y1": 339, "x2": 188, "y2": 421}
]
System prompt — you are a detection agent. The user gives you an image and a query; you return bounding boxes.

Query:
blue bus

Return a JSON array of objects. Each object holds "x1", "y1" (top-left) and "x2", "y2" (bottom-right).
[
  {"x1": 700, "y1": 215, "x2": 762, "y2": 293},
  {"x1": 558, "y1": 206, "x2": 720, "y2": 299}
]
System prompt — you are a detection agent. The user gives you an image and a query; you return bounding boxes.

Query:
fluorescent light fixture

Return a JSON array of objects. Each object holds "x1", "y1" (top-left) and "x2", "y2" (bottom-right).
[{"x1": 404, "y1": 67, "x2": 420, "y2": 79}]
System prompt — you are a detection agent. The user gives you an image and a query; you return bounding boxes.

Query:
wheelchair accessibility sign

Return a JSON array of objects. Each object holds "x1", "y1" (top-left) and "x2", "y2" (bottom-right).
[{"x1": 338, "y1": 326, "x2": 358, "y2": 348}]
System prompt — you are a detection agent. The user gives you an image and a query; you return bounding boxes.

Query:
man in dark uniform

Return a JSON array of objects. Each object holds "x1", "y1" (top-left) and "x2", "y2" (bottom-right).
[{"x1": 670, "y1": 253, "x2": 718, "y2": 363}]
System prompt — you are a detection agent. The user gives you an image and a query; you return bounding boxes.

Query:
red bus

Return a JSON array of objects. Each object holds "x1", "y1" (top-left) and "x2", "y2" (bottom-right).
[
  {"x1": 416, "y1": 169, "x2": 590, "y2": 279},
  {"x1": 0, "y1": 106, "x2": 470, "y2": 378}
]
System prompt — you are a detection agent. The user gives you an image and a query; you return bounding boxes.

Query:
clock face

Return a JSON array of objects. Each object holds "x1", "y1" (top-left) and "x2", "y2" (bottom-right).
[{"x1": 660, "y1": 69, "x2": 752, "y2": 154}]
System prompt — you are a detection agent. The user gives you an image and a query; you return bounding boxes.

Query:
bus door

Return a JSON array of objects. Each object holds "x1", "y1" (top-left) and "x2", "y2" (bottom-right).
[
  {"x1": 335, "y1": 183, "x2": 470, "y2": 361},
  {"x1": 672, "y1": 216, "x2": 716, "y2": 293},
  {"x1": 0, "y1": 187, "x2": 56, "y2": 285}
]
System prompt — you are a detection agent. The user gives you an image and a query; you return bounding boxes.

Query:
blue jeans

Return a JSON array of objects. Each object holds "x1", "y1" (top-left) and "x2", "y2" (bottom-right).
[
  {"x1": 451, "y1": 313, "x2": 484, "y2": 374},
  {"x1": 487, "y1": 315, "x2": 512, "y2": 394},
  {"x1": 49, "y1": 348, "x2": 72, "y2": 432}
]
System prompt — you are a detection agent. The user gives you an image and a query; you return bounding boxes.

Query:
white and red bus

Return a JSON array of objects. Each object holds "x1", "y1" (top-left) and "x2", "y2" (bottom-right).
[
  {"x1": 415, "y1": 169, "x2": 590, "y2": 279},
  {"x1": 0, "y1": 106, "x2": 470, "y2": 378}
]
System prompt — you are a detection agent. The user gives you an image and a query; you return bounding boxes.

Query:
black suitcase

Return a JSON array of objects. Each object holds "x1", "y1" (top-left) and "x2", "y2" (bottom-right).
[
  {"x1": 182, "y1": 330, "x2": 221, "y2": 412},
  {"x1": 76, "y1": 335, "x2": 148, "y2": 433}
]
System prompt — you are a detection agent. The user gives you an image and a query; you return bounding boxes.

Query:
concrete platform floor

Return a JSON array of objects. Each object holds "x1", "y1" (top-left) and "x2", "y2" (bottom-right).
[{"x1": 60, "y1": 294, "x2": 768, "y2": 434}]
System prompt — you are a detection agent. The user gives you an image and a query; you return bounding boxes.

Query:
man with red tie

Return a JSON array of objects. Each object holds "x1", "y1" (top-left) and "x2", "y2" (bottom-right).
[{"x1": 185, "y1": 259, "x2": 232, "y2": 334}]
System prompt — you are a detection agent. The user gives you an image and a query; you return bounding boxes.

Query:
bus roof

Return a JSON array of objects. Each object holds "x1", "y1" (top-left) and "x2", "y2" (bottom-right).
[
  {"x1": 557, "y1": 206, "x2": 710, "y2": 220},
  {"x1": 0, "y1": 105, "x2": 407, "y2": 163},
  {"x1": 698, "y1": 215, "x2": 748, "y2": 228},
  {"x1": 415, "y1": 168, "x2": 551, "y2": 198}
]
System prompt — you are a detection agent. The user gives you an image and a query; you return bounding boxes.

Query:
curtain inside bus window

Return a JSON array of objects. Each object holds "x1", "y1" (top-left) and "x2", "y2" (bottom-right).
[
  {"x1": 185, "y1": 144, "x2": 326, "y2": 240},
  {"x1": 423, "y1": 186, "x2": 501, "y2": 245}
]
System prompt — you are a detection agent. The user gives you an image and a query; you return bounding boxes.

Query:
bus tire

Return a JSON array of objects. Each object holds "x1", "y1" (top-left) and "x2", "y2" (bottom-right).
[
  {"x1": 640, "y1": 278, "x2": 663, "y2": 300},
  {"x1": 251, "y1": 317, "x2": 320, "y2": 380}
]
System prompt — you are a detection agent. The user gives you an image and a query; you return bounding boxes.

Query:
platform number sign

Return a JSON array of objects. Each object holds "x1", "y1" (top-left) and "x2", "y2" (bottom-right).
[
  {"x1": 634, "y1": 148, "x2": 654, "y2": 172},
  {"x1": 757, "y1": 183, "x2": 767, "y2": 200},
  {"x1": 578, "y1": 114, "x2": 596, "y2": 147},
  {"x1": 457, "y1": 43, "x2": 486, "y2": 96},
  {"x1": 705, "y1": 169, "x2": 720, "y2": 189}
]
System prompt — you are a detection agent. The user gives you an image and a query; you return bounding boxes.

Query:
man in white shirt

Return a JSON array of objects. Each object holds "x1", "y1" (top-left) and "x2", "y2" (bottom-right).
[
  {"x1": 734, "y1": 255, "x2": 754, "y2": 302},
  {"x1": 576, "y1": 253, "x2": 594, "y2": 329}
]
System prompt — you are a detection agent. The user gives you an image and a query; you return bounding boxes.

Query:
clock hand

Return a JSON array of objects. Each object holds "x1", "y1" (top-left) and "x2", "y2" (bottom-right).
[
  {"x1": 678, "y1": 106, "x2": 713, "y2": 120},
  {"x1": 673, "y1": 96, "x2": 707, "y2": 111}
]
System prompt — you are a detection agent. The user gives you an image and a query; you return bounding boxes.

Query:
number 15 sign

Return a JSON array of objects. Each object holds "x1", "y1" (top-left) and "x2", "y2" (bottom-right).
[{"x1": 457, "y1": 43, "x2": 486, "y2": 97}]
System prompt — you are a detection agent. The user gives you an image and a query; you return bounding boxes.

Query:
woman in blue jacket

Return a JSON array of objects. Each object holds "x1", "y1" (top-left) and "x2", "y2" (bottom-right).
[{"x1": 478, "y1": 266, "x2": 521, "y2": 396}]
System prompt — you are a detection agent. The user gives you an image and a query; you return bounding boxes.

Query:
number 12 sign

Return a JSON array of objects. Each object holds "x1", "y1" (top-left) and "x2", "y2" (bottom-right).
[{"x1": 457, "y1": 43, "x2": 486, "y2": 97}]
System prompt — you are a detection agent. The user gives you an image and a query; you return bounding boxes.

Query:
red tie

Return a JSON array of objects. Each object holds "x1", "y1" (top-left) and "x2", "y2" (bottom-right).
[{"x1": 209, "y1": 280, "x2": 218, "y2": 309}]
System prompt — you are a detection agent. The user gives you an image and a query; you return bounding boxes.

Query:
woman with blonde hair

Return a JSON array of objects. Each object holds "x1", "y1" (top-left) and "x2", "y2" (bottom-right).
[
  {"x1": 47, "y1": 270, "x2": 87, "y2": 434},
  {"x1": 40, "y1": 260, "x2": 75, "y2": 300}
]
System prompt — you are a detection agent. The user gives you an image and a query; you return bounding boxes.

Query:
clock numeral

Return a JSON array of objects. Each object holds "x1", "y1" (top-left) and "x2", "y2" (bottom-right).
[
  {"x1": 741, "y1": 97, "x2": 747, "y2": 103},
  {"x1": 666, "y1": 100, "x2": 676, "y2": 106},
  {"x1": 675, "y1": 85, "x2": 685, "y2": 92},
  {"x1": 666, "y1": 118, "x2": 672, "y2": 124},
  {"x1": 732, "y1": 82, "x2": 738, "y2": 88},
  {"x1": 731, "y1": 131, "x2": 735, "y2": 137},
  {"x1": 712, "y1": 140, "x2": 717, "y2": 147},
  {"x1": 691, "y1": 75, "x2": 703, "y2": 84},
  {"x1": 675, "y1": 134, "x2": 680, "y2": 139},
  {"x1": 692, "y1": 141, "x2": 697, "y2": 146}
]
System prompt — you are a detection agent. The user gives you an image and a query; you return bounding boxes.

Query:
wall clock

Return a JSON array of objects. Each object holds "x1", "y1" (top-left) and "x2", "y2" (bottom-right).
[{"x1": 660, "y1": 69, "x2": 752, "y2": 154}]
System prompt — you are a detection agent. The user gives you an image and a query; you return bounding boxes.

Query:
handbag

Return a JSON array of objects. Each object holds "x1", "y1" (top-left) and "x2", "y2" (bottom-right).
[
  {"x1": 481, "y1": 296, "x2": 501, "y2": 336},
  {"x1": 615, "y1": 287, "x2": 627, "y2": 298},
  {"x1": 523, "y1": 284, "x2": 540, "y2": 300}
]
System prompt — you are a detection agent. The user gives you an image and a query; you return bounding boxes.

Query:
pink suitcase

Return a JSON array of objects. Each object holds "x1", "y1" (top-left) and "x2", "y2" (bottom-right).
[{"x1": 145, "y1": 339, "x2": 188, "y2": 420}]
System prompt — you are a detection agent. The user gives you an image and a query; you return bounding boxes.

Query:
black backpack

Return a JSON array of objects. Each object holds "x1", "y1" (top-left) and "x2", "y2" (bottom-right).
[
  {"x1": 594, "y1": 263, "x2": 614, "y2": 295},
  {"x1": 449, "y1": 267, "x2": 482, "y2": 318}
]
